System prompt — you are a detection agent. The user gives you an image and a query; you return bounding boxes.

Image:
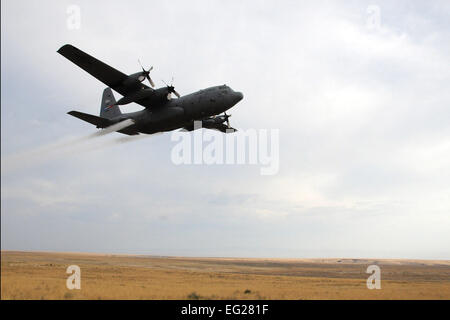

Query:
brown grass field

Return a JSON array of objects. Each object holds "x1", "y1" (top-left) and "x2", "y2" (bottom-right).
[{"x1": 1, "y1": 251, "x2": 449, "y2": 300}]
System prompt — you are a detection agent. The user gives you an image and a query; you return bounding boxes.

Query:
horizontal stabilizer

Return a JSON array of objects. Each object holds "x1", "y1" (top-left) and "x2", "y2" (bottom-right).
[{"x1": 68, "y1": 111, "x2": 111, "y2": 128}]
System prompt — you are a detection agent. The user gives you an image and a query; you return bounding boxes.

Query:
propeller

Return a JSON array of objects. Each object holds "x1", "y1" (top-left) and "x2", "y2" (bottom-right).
[
  {"x1": 224, "y1": 112, "x2": 231, "y2": 128},
  {"x1": 162, "y1": 78, "x2": 181, "y2": 99},
  {"x1": 214, "y1": 112, "x2": 232, "y2": 127},
  {"x1": 138, "y1": 59, "x2": 155, "y2": 87}
]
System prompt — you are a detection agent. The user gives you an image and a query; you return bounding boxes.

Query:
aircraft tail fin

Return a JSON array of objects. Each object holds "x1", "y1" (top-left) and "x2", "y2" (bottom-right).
[{"x1": 100, "y1": 87, "x2": 121, "y2": 119}]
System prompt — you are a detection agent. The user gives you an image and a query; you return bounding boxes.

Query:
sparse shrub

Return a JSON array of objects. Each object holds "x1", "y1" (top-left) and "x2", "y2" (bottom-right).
[
  {"x1": 187, "y1": 292, "x2": 200, "y2": 300},
  {"x1": 64, "y1": 292, "x2": 74, "y2": 299},
  {"x1": 244, "y1": 289, "x2": 252, "y2": 294}
]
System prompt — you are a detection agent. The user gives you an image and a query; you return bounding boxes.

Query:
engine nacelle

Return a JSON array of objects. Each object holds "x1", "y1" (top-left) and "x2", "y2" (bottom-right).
[{"x1": 116, "y1": 88, "x2": 154, "y2": 105}]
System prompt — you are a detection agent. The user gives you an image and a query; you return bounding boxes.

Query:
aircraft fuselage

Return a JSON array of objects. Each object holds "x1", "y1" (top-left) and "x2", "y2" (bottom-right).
[{"x1": 110, "y1": 85, "x2": 243, "y2": 134}]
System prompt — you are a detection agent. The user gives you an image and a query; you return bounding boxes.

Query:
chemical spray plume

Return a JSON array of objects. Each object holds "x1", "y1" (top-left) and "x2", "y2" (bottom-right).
[{"x1": 2, "y1": 119, "x2": 136, "y2": 173}]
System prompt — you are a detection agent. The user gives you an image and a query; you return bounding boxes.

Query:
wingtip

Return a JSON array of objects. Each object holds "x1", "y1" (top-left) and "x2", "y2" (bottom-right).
[{"x1": 57, "y1": 44, "x2": 74, "y2": 54}]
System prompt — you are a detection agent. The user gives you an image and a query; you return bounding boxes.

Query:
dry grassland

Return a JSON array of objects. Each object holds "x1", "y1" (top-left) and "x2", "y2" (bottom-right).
[{"x1": 1, "y1": 251, "x2": 449, "y2": 300}]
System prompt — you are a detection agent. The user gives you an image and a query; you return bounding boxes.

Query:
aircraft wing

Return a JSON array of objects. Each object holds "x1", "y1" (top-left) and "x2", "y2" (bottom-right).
[
  {"x1": 57, "y1": 44, "x2": 151, "y2": 98},
  {"x1": 207, "y1": 123, "x2": 237, "y2": 133},
  {"x1": 182, "y1": 121, "x2": 237, "y2": 133}
]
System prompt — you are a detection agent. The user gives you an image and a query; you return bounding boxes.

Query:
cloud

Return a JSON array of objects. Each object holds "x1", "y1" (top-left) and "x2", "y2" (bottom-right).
[{"x1": 1, "y1": 0, "x2": 450, "y2": 259}]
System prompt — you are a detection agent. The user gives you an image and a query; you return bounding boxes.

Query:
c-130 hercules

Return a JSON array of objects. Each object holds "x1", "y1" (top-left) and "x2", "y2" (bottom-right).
[{"x1": 57, "y1": 44, "x2": 243, "y2": 135}]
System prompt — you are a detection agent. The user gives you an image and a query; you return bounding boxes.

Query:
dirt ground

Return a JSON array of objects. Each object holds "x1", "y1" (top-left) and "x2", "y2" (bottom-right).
[{"x1": 1, "y1": 251, "x2": 449, "y2": 300}]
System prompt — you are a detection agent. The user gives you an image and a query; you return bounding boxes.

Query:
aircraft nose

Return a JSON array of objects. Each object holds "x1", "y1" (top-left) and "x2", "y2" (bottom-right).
[{"x1": 235, "y1": 91, "x2": 243, "y2": 102}]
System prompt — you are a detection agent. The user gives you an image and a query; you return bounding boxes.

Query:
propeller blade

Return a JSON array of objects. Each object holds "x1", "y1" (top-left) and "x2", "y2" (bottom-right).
[
  {"x1": 138, "y1": 60, "x2": 154, "y2": 87},
  {"x1": 173, "y1": 90, "x2": 181, "y2": 98},
  {"x1": 138, "y1": 59, "x2": 145, "y2": 71},
  {"x1": 146, "y1": 75, "x2": 155, "y2": 87}
]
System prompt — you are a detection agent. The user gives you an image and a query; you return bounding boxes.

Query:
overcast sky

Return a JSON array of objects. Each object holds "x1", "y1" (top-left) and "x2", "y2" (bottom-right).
[{"x1": 1, "y1": 0, "x2": 449, "y2": 259}]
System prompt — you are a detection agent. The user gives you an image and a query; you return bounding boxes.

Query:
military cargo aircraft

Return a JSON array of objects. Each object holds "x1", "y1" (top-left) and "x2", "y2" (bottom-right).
[{"x1": 57, "y1": 44, "x2": 243, "y2": 135}]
